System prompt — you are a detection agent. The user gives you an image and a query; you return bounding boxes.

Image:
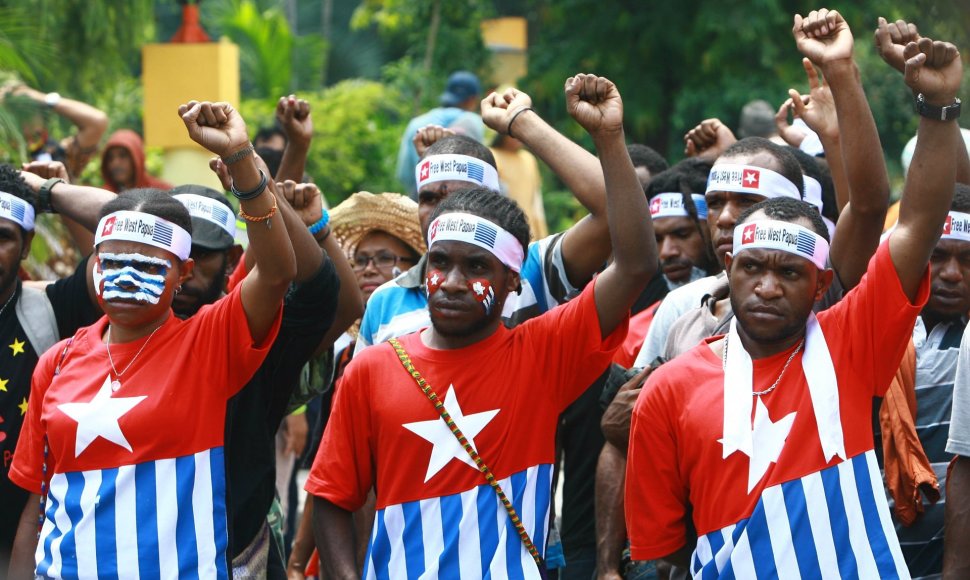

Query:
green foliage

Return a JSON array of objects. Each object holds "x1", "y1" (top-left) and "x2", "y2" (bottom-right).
[{"x1": 241, "y1": 79, "x2": 408, "y2": 204}]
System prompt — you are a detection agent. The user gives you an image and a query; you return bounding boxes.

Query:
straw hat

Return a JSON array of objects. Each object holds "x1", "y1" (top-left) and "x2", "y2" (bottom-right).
[{"x1": 329, "y1": 192, "x2": 426, "y2": 259}]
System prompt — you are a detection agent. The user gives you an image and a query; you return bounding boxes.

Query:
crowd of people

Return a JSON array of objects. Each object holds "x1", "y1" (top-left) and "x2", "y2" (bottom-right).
[{"x1": 0, "y1": 7, "x2": 969, "y2": 580}]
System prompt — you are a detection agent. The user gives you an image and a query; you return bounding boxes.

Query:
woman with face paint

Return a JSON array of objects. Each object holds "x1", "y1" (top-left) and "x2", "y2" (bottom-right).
[{"x1": 7, "y1": 102, "x2": 297, "y2": 579}]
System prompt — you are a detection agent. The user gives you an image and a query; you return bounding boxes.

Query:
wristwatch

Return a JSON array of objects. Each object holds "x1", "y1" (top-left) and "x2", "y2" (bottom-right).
[
  {"x1": 39, "y1": 177, "x2": 64, "y2": 214},
  {"x1": 44, "y1": 92, "x2": 61, "y2": 108},
  {"x1": 915, "y1": 93, "x2": 961, "y2": 121}
]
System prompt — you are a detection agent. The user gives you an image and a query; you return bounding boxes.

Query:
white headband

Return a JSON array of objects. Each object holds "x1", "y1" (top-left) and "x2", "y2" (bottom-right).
[
  {"x1": 943, "y1": 211, "x2": 970, "y2": 242},
  {"x1": 803, "y1": 176, "x2": 823, "y2": 213},
  {"x1": 0, "y1": 191, "x2": 35, "y2": 231},
  {"x1": 707, "y1": 164, "x2": 802, "y2": 200},
  {"x1": 173, "y1": 194, "x2": 237, "y2": 237},
  {"x1": 95, "y1": 211, "x2": 192, "y2": 261},
  {"x1": 428, "y1": 212, "x2": 524, "y2": 272},
  {"x1": 416, "y1": 154, "x2": 500, "y2": 192},
  {"x1": 649, "y1": 193, "x2": 708, "y2": 220},
  {"x1": 733, "y1": 219, "x2": 829, "y2": 270}
]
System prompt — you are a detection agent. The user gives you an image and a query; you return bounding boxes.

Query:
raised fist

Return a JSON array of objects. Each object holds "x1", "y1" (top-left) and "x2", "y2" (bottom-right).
[
  {"x1": 683, "y1": 118, "x2": 736, "y2": 160},
  {"x1": 178, "y1": 101, "x2": 250, "y2": 158},
  {"x1": 874, "y1": 17, "x2": 920, "y2": 74},
  {"x1": 481, "y1": 87, "x2": 534, "y2": 135},
  {"x1": 413, "y1": 125, "x2": 456, "y2": 158},
  {"x1": 903, "y1": 37, "x2": 963, "y2": 105},
  {"x1": 276, "y1": 95, "x2": 313, "y2": 147},
  {"x1": 20, "y1": 160, "x2": 70, "y2": 189},
  {"x1": 565, "y1": 74, "x2": 624, "y2": 137},
  {"x1": 277, "y1": 180, "x2": 324, "y2": 226},
  {"x1": 793, "y1": 9, "x2": 854, "y2": 66}
]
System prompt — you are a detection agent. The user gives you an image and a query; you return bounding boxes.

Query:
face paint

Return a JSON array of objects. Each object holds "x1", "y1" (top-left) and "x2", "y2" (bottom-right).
[
  {"x1": 426, "y1": 268, "x2": 445, "y2": 295},
  {"x1": 468, "y1": 278, "x2": 495, "y2": 315},
  {"x1": 96, "y1": 252, "x2": 171, "y2": 305}
]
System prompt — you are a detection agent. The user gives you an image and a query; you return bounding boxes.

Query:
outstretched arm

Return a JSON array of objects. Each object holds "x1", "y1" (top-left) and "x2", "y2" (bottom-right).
[
  {"x1": 481, "y1": 89, "x2": 611, "y2": 289},
  {"x1": 313, "y1": 496, "x2": 360, "y2": 580},
  {"x1": 794, "y1": 9, "x2": 888, "y2": 290},
  {"x1": 275, "y1": 95, "x2": 313, "y2": 183},
  {"x1": 180, "y1": 101, "x2": 297, "y2": 344},
  {"x1": 885, "y1": 36, "x2": 963, "y2": 299},
  {"x1": 565, "y1": 74, "x2": 656, "y2": 338}
]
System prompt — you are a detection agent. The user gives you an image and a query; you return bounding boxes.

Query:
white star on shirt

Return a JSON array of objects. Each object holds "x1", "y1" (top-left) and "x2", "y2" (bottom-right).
[
  {"x1": 402, "y1": 385, "x2": 499, "y2": 483},
  {"x1": 743, "y1": 398, "x2": 796, "y2": 493},
  {"x1": 58, "y1": 375, "x2": 147, "y2": 457},
  {"x1": 472, "y1": 281, "x2": 485, "y2": 295}
]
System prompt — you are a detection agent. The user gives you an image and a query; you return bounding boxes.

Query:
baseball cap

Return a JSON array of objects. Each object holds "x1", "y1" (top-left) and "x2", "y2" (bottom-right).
[
  {"x1": 439, "y1": 71, "x2": 481, "y2": 107},
  {"x1": 170, "y1": 184, "x2": 237, "y2": 251}
]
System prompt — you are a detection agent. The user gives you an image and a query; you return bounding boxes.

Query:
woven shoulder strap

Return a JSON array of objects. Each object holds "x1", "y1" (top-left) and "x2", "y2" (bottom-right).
[{"x1": 388, "y1": 338, "x2": 543, "y2": 568}]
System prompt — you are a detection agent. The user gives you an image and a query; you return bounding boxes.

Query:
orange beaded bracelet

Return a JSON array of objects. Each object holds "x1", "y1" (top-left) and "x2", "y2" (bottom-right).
[{"x1": 238, "y1": 193, "x2": 278, "y2": 228}]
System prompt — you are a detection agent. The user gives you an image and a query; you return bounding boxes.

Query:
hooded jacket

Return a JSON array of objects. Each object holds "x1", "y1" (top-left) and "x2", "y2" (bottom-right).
[{"x1": 100, "y1": 129, "x2": 171, "y2": 193}]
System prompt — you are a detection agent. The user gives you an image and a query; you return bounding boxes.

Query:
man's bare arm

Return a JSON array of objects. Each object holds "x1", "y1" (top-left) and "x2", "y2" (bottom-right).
[
  {"x1": 275, "y1": 95, "x2": 313, "y2": 183},
  {"x1": 313, "y1": 496, "x2": 360, "y2": 580},
  {"x1": 944, "y1": 456, "x2": 970, "y2": 577}
]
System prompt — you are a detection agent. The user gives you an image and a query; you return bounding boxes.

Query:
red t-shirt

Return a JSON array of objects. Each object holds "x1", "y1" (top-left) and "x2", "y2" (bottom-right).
[
  {"x1": 306, "y1": 282, "x2": 627, "y2": 511},
  {"x1": 11, "y1": 285, "x2": 281, "y2": 491},
  {"x1": 613, "y1": 301, "x2": 658, "y2": 368},
  {"x1": 626, "y1": 241, "x2": 928, "y2": 562}
]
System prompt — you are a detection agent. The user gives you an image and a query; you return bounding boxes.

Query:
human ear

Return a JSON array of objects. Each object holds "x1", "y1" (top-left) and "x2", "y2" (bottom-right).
[
  {"x1": 19, "y1": 231, "x2": 34, "y2": 260},
  {"x1": 814, "y1": 268, "x2": 835, "y2": 301}
]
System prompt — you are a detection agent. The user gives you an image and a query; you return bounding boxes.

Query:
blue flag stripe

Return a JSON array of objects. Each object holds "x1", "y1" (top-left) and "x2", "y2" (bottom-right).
[
  {"x1": 781, "y1": 477, "x2": 824, "y2": 578},
  {"x1": 95, "y1": 467, "x2": 120, "y2": 580}
]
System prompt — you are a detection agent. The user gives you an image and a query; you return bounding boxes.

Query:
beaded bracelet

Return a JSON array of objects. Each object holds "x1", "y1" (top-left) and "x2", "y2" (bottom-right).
[
  {"x1": 239, "y1": 193, "x2": 278, "y2": 228},
  {"x1": 308, "y1": 209, "x2": 330, "y2": 235},
  {"x1": 506, "y1": 107, "x2": 534, "y2": 139},
  {"x1": 230, "y1": 169, "x2": 268, "y2": 201}
]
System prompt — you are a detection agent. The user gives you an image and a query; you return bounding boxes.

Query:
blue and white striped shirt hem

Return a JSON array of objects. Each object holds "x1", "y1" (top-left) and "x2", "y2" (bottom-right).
[
  {"x1": 691, "y1": 451, "x2": 909, "y2": 579},
  {"x1": 35, "y1": 447, "x2": 229, "y2": 580},
  {"x1": 363, "y1": 463, "x2": 552, "y2": 580}
]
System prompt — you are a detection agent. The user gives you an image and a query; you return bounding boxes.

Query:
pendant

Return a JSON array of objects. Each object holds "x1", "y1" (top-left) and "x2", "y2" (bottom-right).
[{"x1": 111, "y1": 379, "x2": 122, "y2": 392}]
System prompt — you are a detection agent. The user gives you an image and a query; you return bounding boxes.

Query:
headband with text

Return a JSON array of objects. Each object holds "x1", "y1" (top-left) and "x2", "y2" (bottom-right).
[
  {"x1": 649, "y1": 193, "x2": 708, "y2": 220},
  {"x1": 95, "y1": 211, "x2": 192, "y2": 261},
  {"x1": 943, "y1": 211, "x2": 970, "y2": 242},
  {"x1": 733, "y1": 219, "x2": 829, "y2": 270},
  {"x1": 0, "y1": 191, "x2": 35, "y2": 231},
  {"x1": 416, "y1": 154, "x2": 500, "y2": 192},
  {"x1": 174, "y1": 194, "x2": 237, "y2": 237},
  {"x1": 428, "y1": 212, "x2": 524, "y2": 272},
  {"x1": 706, "y1": 164, "x2": 802, "y2": 200}
]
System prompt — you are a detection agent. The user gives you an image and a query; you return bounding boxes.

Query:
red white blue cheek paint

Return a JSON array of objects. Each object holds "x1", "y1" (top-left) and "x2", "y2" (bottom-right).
[
  {"x1": 426, "y1": 269, "x2": 445, "y2": 295},
  {"x1": 95, "y1": 252, "x2": 171, "y2": 305},
  {"x1": 468, "y1": 278, "x2": 495, "y2": 315}
]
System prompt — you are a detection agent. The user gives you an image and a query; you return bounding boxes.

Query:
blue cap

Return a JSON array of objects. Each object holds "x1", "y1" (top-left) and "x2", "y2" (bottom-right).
[{"x1": 440, "y1": 71, "x2": 481, "y2": 107}]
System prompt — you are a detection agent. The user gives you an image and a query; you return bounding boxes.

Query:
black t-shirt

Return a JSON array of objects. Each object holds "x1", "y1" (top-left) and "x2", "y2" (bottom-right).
[
  {"x1": 0, "y1": 257, "x2": 98, "y2": 550},
  {"x1": 224, "y1": 259, "x2": 340, "y2": 561}
]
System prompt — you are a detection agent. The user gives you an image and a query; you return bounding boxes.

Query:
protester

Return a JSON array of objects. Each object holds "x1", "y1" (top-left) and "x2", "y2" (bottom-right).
[
  {"x1": 627, "y1": 143, "x2": 669, "y2": 191},
  {"x1": 307, "y1": 73, "x2": 654, "y2": 578},
  {"x1": 1, "y1": 83, "x2": 108, "y2": 181},
  {"x1": 626, "y1": 9, "x2": 961, "y2": 576},
  {"x1": 396, "y1": 71, "x2": 486, "y2": 197},
  {"x1": 8, "y1": 100, "x2": 298, "y2": 578},
  {"x1": 0, "y1": 162, "x2": 115, "y2": 570},
  {"x1": 100, "y1": 129, "x2": 171, "y2": 193}
]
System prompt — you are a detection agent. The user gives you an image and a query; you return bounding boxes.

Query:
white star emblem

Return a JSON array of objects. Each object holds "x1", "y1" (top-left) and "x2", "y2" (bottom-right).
[
  {"x1": 472, "y1": 281, "x2": 485, "y2": 295},
  {"x1": 720, "y1": 398, "x2": 796, "y2": 493},
  {"x1": 744, "y1": 171, "x2": 757, "y2": 185},
  {"x1": 58, "y1": 375, "x2": 147, "y2": 457},
  {"x1": 402, "y1": 386, "x2": 499, "y2": 483}
]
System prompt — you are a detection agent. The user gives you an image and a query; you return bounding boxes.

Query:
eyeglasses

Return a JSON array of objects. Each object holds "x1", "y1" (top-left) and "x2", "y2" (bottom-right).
[{"x1": 352, "y1": 251, "x2": 413, "y2": 272}]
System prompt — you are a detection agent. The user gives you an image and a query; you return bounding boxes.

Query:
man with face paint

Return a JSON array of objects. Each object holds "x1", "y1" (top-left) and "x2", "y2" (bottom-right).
[
  {"x1": 0, "y1": 162, "x2": 116, "y2": 569},
  {"x1": 307, "y1": 74, "x2": 655, "y2": 579},
  {"x1": 626, "y1": 11, "x2": 961, "y2": 576}
]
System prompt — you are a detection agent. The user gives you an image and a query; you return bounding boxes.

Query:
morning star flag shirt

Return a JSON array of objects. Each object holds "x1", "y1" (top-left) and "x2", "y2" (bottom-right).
[
  {"x1": 306, "y1": 283, "x2": 626, "y2": 579},
  {"x1": 626, "y1": 241, "x2": 927, "y2": 579},
  {"x1": 11, "y1": 287, "x2": 281, "y2": 579}
]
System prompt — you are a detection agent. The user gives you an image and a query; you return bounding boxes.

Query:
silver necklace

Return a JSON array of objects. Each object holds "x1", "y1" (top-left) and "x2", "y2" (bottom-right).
[
  {"x1": 0, "y1": 286, "x2": 18, "y2": 318},
  {"x1": 106, "y1": 323, "x2": 164, "y2": 389},
  {"x1": 723, "y1": 336, "x2": 805, "y2": 396}
]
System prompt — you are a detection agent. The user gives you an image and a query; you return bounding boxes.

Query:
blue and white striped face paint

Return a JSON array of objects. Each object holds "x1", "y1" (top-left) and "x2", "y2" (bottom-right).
[{"x1": 95, "y1": 252, "x2": 171, "y2": 305}]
